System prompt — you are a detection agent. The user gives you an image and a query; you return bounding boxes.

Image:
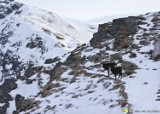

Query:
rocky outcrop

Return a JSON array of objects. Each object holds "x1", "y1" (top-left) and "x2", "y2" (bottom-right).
[
  {"x1": 14, "y1": 94, "x2": 40, "y2": 114},
  {"x1": 122, "y1": 61, "x2": 138, "y2": 75},
  {"x1": 44, "y1": 57, "x2": 60, "y2": 64},
  {"x1": 0, "y1": 78, "x2": 17, "y2": 114},
  {"x1": 90, "y1": 16, "x2": 146, "y2": 50},
  {"x1": 0, "y1": 0, "x2": 22, "y2": 19},
  {"x1": 90, "y1": 22, "x2": 112, "y2": 48},
  {"x1": 1, "y1": 0, "x2": 160, "y2": 113}
]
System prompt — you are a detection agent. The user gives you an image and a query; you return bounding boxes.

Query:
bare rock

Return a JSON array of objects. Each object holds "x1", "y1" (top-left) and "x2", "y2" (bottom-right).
[{"x1": 122, "y1": 61, "x2": 138, "y2": 75}]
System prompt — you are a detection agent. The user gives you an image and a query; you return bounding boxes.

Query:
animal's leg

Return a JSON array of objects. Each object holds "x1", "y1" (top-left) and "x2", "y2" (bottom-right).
[
  {"x1": 120, "y1": 73, "x2": 122, "y2": 79},
  {"x1": 115, "y1": 74, "x2": 116, "y2": 80}
]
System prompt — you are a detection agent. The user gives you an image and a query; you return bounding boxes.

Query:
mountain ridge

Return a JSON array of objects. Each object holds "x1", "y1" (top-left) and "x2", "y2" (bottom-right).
[{"x1": 0, "y1": 0, "x2": 160, "y2": 114}]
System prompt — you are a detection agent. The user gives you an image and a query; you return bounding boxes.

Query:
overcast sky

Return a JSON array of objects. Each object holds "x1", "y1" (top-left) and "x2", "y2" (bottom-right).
[{"x1": 15, "y1": 0, "x2": 160, "y2": 21}]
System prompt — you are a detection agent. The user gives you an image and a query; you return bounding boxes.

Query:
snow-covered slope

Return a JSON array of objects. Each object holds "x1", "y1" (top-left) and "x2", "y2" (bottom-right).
[
  {"x1": 21, "y1": 6, "x2": 96, "y2": 44},
  {"x1": 0, "y1": 1, "x2": 96, "y2": 113},
  {"x1": 1, "y1": 0, "x2": 160, "y2": 114},
  {"x1": 16, "y1": 12, "x2": 160, "y2": 114},
  {"x1": 0, "y1": 0, "x2": 96, "y2": 67}
]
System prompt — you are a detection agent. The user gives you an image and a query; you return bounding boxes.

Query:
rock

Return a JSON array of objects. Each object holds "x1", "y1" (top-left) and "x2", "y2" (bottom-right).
[
  {"x1": 0, "y1": 92, "x2": 13, "y2": 103},
  {"x1": 15, "y1": 94, "x2": 25, "y2": 112},
  {"x1": 152, "y1": 13, "x2": 160, "y2": 24},
  {"x1": 24, "y1": 65, "x2": 35, "y2": 78},
  {"x1": 122, "y1": 61, "x2": 138, "y2": 75},
  {"x1": 108, "y1": 16, "x2": 140, "y2": 36},
  {"x1": 90, "y1": 23, "x2": 113, "y2": 48},
  {"x1": 26, "y1": 37, "x2": 44, "y2": 49},
  {"x1": 39, "y1": 83, "x2": 54, "y2": 97},
  {"x1": 26, "y1": 79, "x2": 34, "y2": 84},
  {"x1": 0, "y1": 49, "x2": 24, "y2": 78},
  {"x1": 44, "y1": 57, "x2": 60, "y2": 64},
  {"x1": 110, "y1": 53, "x2": 122, "y2": 62},
  {"x1": 113, "y1": 36, "x2": 132, "y2": 50},
  {"x1": 111, "y1": 17, "x2": 142, "y2": 50},
  {"x1": 0, "y1": 78, "x2": 17, "y2": 114},
  {"x1": 86, "y1": 53, "x2": 101, "y2": 63},
  {"x1": 48, "y1": 62, "x2": 67, "y2": 81},
  {"x1": 38, "y1": 82, "x2": 61, "y2": 97},
  {"x1": 0, "y1": 105, "x2": 8, "y2": 114},
  {"x1": 0, "y1": 78, "x2": 17, "y2": 93},
  {"x1": 152, "y1": 39, "x2": 160, "y2": 60},
  {"x1": 0, "y1": 0, "x2": 22, "y2": 19},
  {"x1": 15, "y1": 94, "x2": 40, "y2": 113},
  {"x1": 98, "y1": 22, "x2": 111, "y2": 31},
  {"x1": 129, "y1": 52, "x2": 137, "y2": 58},
  {"x1": 139, "y1": 40, "x2": 150, "y2": 46},
  {"x1": 90, "y1": 16, "x2": 145, "y2": 50}
]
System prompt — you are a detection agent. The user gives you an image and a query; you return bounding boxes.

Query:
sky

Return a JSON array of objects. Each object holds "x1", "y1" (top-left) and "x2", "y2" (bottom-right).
[{"x1": 15, "y1": 0, "x2": 160, "y2": 21}]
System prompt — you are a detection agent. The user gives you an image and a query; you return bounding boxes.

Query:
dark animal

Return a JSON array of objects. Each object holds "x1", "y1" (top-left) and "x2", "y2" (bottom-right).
[
  {"x1": 102, "y1": 62, "x2": 116, "y2": 76},
  {"x1": 110, "y1": 66, "x2": 122, "y2": 79}
]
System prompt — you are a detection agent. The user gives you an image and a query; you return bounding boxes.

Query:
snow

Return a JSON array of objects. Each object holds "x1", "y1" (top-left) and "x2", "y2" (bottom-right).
[
  {"x1": 7, "y1": 101, "x2": 16, "y2": 114},
  {"x1": 22, "y1": 74, "x2": 122, "y2": 114},
  {"x1": 0, "y1": 2, "x2": 96, "y2": 67},
  {"x1": 5, "y1": 64, "x2": 12, "y2": 69},
  {"x1": 0, "y1": 2, "x2": 97, "y2": 114},
  {"x1": 1, "y1": 1, "x2": 160, "y2": 114},
  {"x1": 0, "y1": 103, "x2": 5, "y2": 107},
  {"x1": 122, "y1": 51, "x2": 160, "y2": 112},
  {"x1": 10, "y1": 79, "x2": 39, "y2": 98},
  {"x1": 55, "y1": 105, "x2": 121, "y2": 114},
  {"x1": 120, "y1": 12, "x2": 160, "y2": 113},
  {"x1": 81, "y1": 47, "x2": 100, "y2": 57}
]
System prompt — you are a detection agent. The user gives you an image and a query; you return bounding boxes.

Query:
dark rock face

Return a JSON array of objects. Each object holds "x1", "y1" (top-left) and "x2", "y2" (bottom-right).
[
  {"x1": 48, "y1": 62, "x2": 67, "y2": 81},
  {"x1": 24, "y1": 64, "x2": 35, "y2": 78},
  {"x1": 152, "y1": 12, "x2": 160, "y2": 25},
  {"x1": 26, "y1": 36, "x2": 47, "y2": 54},
  {"x1": 108, "y1": 17, "x2": 139, "y2": 36},
  {"x1": 14, "y1": 94, "x2": 40, "y2": 113},
  {"x1": 90, "y1": 23, "x2": 113, "y2": 48},
  {"x1": 90, "y1": 16, "x2": 146, "y2": 50},
  {"x1": 0, "y1": 78, "x2": 17, "y2": 114},
  {"x1": 0, "y1": 49, "x2": 24, "y2": 79},
  {"x1": 0, "y1": 78, "x2": 17, "y2": 93},
  {"x1": 26, "y1": 37, "x2": 44, "y2": 49},
  {"x1": 44, "y1": 57, "x2": 60, "y2": 64},
  {"x1": 47, "y1": 46, "x2": 86, "y2": 83},
  {"x1": 0, "y1": 0, "x2": 23, "y2": 19}
]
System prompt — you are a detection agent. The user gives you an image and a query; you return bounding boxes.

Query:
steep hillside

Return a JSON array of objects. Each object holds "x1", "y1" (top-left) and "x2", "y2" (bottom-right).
[
  {"x1": 0, "y1": 0, "x2": 97, "y2": 114},
  {"x1": 1, "y1": 0, "x2": 160, "y2": 114},
  {"x1": 0, "y1": 0, "x2": 96, "y2": 78},
  {"x1": 13, "y1": 12, "x2": 160, "y2": 114}
]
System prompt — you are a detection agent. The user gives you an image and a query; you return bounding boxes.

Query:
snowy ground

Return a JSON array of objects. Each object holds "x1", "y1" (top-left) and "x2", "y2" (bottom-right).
[
  {"x1": 1, "y1": 1, "x2": 160, "y2": 114},
  {"x1": 122, "y1": 12, "x2": 160, "y2": 113}
]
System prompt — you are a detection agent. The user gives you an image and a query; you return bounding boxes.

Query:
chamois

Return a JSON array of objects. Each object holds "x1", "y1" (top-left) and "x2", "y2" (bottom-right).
[
  {"x1": 102, "y1": 62, "x2": 116, "y2": 76},
  {"x1": 110, "y1": 66, "x2": 122, "y2": 79}
]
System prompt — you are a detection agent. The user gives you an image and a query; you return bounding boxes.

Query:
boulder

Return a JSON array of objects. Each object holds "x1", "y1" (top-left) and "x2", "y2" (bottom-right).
[
  {"x1": 44, "y1": 57, "x2": 60, "y2": 64},
  {"x1": 122, "y1": 61, "x2": 138, "y2": 75},
  {"x1": 152, "y1": 39, "x2": 160, "y2": 60},
  {"x1": 15, "y1": 94, "x2": 40, "y2": 113}
]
